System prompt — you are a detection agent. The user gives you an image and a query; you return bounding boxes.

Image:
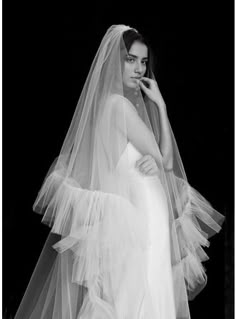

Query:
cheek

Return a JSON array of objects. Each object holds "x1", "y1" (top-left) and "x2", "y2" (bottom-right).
[{"x1": 123, "y1": 62, "x2": 133, "y2": 78}]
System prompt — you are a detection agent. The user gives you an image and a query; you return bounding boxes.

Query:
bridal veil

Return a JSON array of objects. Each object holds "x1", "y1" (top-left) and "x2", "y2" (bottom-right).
[{"x1": 14, "y1": 24, "x2": 224, "y2": 319}]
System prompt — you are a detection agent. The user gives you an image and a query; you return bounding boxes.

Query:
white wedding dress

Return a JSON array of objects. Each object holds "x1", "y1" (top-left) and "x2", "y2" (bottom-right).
[
  {"x1": 112, "y1": 141, "x2": 176, "y2": 319},
  {"x1": 15, "y1": 142, "x2": 178, "y2": 319}
]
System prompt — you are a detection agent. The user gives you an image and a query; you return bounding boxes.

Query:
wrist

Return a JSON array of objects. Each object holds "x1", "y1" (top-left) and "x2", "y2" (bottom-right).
[{"x1": 154, "y1": 100, "x2": 166, "y2": 111}]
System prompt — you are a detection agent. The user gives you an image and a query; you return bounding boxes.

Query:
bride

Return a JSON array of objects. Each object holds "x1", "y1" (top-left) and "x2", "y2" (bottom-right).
[{"x1": 14, "y1": 24, "x2": 224, "y2": 319}]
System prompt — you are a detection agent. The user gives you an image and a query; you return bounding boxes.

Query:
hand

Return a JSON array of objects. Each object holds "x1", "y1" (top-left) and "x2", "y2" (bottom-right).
[
  {"x1": 135, "y1": 155, "x2": 160, "y2": 177},
  {"x1": 138, "y1": 77, "x2": 165, "y2": 108}
]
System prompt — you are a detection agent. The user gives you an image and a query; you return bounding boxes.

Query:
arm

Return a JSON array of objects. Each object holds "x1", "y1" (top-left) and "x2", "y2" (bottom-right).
[
  {"x1": 115, "y1": 96, "x2": 163, "y2": 168},
  {"x1": 138, "y1": 78, "x2": 173, "y2": 170},
  {"x1": 155, "y1": 103, "x2": 173, "y2": 170}
]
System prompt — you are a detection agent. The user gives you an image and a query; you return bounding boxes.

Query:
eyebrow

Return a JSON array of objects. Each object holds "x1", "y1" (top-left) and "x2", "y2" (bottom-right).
[{"x1": 127, "y1": 53, "x2": 148, "y2": 60}]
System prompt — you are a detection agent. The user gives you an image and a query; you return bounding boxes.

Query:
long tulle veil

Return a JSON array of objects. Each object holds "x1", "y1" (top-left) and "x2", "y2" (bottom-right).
[{"x1": 14, "y1": 24, "x2": 225, "y2": 319}]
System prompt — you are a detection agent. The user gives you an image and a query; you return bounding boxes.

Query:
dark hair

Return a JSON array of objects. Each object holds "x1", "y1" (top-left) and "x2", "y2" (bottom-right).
[{"x1": 122, "y1": 29, "x2": 156, "y2": 78}]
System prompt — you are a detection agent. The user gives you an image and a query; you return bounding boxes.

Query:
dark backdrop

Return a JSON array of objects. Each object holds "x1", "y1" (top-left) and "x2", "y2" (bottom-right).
[{"x1": 3, "y1": 1, "x2": 234, "y2": 318}]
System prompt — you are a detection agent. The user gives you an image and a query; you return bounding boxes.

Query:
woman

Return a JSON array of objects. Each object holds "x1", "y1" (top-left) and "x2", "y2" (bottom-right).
[{"x1": 14, "y1": 24, "x2": 224, "y2": 319}]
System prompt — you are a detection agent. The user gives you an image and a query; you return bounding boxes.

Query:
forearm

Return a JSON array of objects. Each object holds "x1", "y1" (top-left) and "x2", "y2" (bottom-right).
[{"x1": 155, "y1": 101, "x2": 173, "y2": 170}]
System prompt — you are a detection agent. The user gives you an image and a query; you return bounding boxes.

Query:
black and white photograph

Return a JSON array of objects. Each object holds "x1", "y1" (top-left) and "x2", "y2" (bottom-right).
[{"x1": 3, "y1": 2, "x2": 234, "y2": 318}]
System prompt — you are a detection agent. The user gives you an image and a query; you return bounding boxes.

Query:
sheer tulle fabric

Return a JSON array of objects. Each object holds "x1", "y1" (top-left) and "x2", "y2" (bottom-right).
[{"x1": 14, "y1": 25, "x2": 224, "y2": 319}]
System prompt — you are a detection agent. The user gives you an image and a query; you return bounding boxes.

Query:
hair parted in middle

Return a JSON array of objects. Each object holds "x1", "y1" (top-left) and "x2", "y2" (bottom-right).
[{"x1": 122, "y1": 28, "x2": 156, "y2": 78}]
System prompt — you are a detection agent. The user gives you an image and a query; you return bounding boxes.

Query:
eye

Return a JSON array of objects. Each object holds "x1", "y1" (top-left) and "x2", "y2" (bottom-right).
[
  {"x1": 126, "y1": 57, "x2": 135, "y2": 63},
  {"x1": 142, "y1": 60, "x2": 148, "y2": 65}
]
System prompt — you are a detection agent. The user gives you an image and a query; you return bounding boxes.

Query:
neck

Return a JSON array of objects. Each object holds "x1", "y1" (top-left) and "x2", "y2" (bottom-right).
[
  {"x1": 123, "y1": 85, "x2": 146, "y2": 118},
  {"x1": 123, "y1": 85, "x2": 139, "y2": 103}
]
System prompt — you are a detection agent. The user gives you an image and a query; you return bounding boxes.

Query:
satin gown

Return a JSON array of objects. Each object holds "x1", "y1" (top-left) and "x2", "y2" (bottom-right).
[
  {"x1": 14, "y1": 141, "x2": 177, "y2": 319},
  {"x1": 113, "y1": 141, "x2": 176, "y2": 318}
]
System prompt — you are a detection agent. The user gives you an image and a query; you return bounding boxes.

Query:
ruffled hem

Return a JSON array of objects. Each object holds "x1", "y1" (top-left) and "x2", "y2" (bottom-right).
[
  {"x1": 170, "y1": 177, "x2": 225, "y2": 300},
  {"x1": 33, "y1": 168, "x2": 225, "y2": 303},
  {"x1": 35, "y1": 170, "x2": 149, "y2": 288}
]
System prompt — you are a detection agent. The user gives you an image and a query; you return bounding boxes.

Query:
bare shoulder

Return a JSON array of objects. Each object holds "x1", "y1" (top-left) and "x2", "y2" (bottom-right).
[
  {"x1": 106, "y1": 94, "x2": 127, "y2": 105},
  {"x1": 106, "y1": 94, "x2": 137, "y2": 114}
]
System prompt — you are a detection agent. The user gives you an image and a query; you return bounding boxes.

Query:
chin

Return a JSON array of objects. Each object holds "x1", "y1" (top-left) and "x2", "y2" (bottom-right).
[{"x1": 124, "y1": 80, "x2": 137, "y2": 90}]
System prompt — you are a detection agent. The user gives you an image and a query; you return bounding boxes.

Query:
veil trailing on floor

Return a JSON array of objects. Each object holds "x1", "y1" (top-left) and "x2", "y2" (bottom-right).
[{"x1": 14, "y1": 25, "x2": 224, "y2": 319}]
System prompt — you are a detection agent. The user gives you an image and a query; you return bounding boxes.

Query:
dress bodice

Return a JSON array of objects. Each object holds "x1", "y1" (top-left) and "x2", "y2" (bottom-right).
[{"x1": 116, "y1": 142, "x2": 142, "y2": 170}]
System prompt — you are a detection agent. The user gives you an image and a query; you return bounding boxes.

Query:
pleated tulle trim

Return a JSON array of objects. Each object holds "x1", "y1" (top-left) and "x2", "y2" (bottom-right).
[
  {"x1": 32, "y1": 168, "x2": 224, "y2": 316},
  {"x1": 38, "y1": 171, "x2": 149, "y2": 288},
  {"x1": 171, "y1": 181, "x2": 224, "y2": 298}
]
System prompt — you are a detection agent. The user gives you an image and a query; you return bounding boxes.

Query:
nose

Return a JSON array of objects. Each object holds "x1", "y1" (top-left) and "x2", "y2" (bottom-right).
[{"x1": 134, "y1": 61, "x2": 143, "y2": 74}]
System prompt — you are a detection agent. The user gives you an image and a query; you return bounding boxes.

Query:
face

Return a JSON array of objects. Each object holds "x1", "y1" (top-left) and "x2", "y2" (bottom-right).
[{"x1": 122, "y1": 41, "x2": 148, "y2": 89}]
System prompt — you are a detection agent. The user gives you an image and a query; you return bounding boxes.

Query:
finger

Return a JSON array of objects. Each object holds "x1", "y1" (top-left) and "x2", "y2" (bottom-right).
[
  {"x1": 136, "y1": 158, "x2": 143, "y2": 167},
  {"x1": 143, "y1": 168, "x2": 157, "y2": 176},
  {"x1": 145, "y1": 168, "x2": 156, "y2": 175},
  {"x1": 141, "y1": 76, "x2": 157, "y2": 83},
  {"x1": 140, "y1": 77, "x2": 152, "y2": 82},
  {"x1": 138, "y1": 163, "x2": 150, "y2": 172},
  {"x1": 141, "y1": 161, "x2": 155, "y2": 170},
  {"x1": 140, "y1": 163, "x2": 156, "y2": 174},
  {"x1": 141, "y1": 156, "x2": 156, "y2": 166},
  {"x1": 136, "y1": 155, "x2": 151, "y2": 166},
  {"x1": 141, "y1": 77, "x2": 157, "y2": 87},
  {"x1": 136, "y1": 154, "x2": 156, "y2": 167},
  {"x1": 145, "y1": 167, "x2": 159, "y2": 175},
  {"x1": 138, "y1": 80, "x2": 149, "y2": 92}
]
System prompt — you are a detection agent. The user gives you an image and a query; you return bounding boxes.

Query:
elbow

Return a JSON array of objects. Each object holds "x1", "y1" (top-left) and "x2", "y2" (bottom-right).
[{"x1": 163, "y1": 153, "x2": 173, "y2": 172}]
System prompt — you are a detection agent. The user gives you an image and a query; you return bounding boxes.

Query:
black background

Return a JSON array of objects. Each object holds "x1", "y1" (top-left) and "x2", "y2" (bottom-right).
[{"x1": 3, "y1": 1, "x2": 234, "y2": 318}]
